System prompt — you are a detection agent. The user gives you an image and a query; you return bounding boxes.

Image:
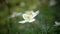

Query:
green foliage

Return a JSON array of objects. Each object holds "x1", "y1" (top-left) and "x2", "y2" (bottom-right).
[{"x1": 0, "y1": 0, "x2": 60, "y2": 34}]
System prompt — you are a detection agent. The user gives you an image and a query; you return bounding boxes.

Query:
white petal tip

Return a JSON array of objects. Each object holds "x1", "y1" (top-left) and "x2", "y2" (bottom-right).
[
  {"x1": 18, "y1": 20, "x2": 27, "y2": 24},
  {"x1": 29, "y1": 19, "x2": 35, "y2": 23},
  {"x1": 35, "y1": 10, "x2": 39, "y2": 14},
  {"x1": 18, "y1": 21, "x2": 26, "y2": 24}
]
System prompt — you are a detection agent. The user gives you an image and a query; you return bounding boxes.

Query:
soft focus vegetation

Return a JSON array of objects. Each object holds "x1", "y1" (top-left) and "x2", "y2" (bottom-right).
[{"x1": 0, "y1": 0, "x2": 60, "y2": 34}]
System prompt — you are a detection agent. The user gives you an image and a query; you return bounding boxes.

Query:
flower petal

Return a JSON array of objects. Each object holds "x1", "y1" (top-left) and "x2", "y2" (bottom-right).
[
  {"x1": 22, "y1": 14, "x2": 27, "y2": 19},
  {"x1": 54, "y1": 21, "x2": 60, "y2": 26},
  {"x1": 55, "y1": 21, "x2": 60, "y2": 25},
  {"x1": 28, "y1": 19, "x2": 35, "y2": 23},
  {"x1": 32, "y1": 10, "x2": 39, "y2": 18},
  {"x1": 18, "y1": 20, "x2": 27, "y2": 23}
]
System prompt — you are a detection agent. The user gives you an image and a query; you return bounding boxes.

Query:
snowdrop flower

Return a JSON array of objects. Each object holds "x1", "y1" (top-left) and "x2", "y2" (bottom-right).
[
  {"x1": 19, "y1": 10, "x2": 39, "y2": 23},
  {"x1": 54, "y1": 21, "x2": 60, "y2": 26},
  {"x1": 9, "y1": 12, "x2": 21, "y2": 18}
]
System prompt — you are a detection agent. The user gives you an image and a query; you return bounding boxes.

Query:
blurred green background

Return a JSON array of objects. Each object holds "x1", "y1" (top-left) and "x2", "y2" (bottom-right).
[{"x1": 0, "y1": 0, "x2": 60, "y2": 34}]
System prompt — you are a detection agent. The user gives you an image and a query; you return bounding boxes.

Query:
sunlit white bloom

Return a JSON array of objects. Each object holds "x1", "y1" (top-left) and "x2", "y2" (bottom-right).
[
  {"x1": 19, "y1": 10, "x2": 39, "y2": 23},
  {"x1": 9, "y1": 12, "x2": 21, "y2": 18},
  {"x1": 54, "y1": 21, "x2": 60, "y2": 26}
]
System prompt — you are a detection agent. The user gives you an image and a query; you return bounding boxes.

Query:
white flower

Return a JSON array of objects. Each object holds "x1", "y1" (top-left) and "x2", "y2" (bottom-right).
[
  {"x1": 19, "y1": 10, "x2": 39, "y2": 23},
  {"x1": 9, "y1": 12, "x2": 21, "y2": 18},
  {"x1": 54, "y1": 21, "x2": 60, "y2": 26}
]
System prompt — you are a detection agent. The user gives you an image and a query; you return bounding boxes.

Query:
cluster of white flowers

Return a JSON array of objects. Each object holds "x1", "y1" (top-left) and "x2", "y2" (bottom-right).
[{"x1": 9, "y1": 10, "x2": 39, "y2": 24}]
